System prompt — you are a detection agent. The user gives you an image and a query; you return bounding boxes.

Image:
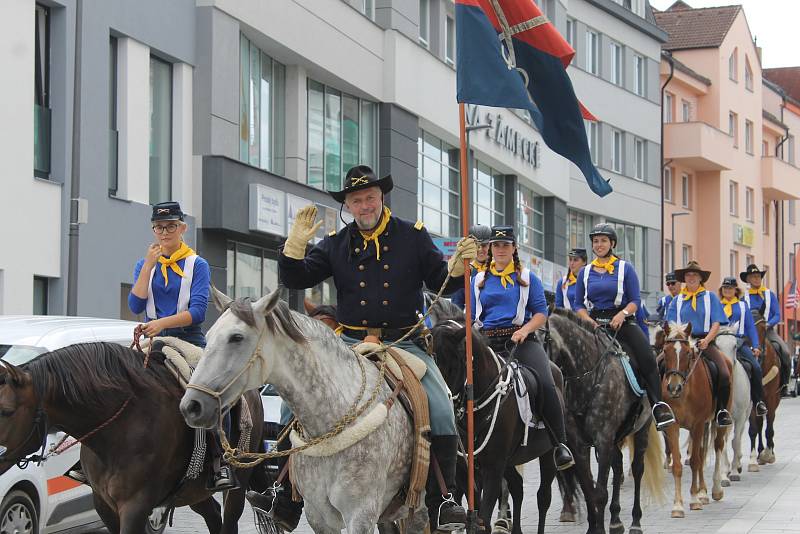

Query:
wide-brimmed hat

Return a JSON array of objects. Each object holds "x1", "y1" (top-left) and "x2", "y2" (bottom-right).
[
  {"x1": 328, "y1": 165, "x2": 393, "y2": 203},
  {"x1": 665, "y1": 272, "x2": 677, "y2": 283},
  {"x1": 488, "y1": 225, "x2": 515, "y2": 244},
  {"x1": 674, "y1": 261, "x2": 711, "y2": 284},
  {"x1": 568, "y1": 248, "x2": 588, "y2": 261},
  {"x1": 740, "y1": 264, "x2": 767, "y2": 284},
  {"x1": 151, "y1": 201, "x2": 185, "y2": 222}
]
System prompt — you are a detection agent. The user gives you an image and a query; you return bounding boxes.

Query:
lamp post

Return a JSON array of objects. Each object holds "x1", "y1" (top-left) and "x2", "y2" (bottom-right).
[{"x1": 670, "y1": 211, "x2": 690, "y2": 271}]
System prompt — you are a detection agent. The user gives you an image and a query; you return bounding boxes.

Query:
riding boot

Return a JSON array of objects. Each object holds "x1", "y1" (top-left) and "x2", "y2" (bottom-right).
[
  {"x1": 256, "y1": 433, "x2": 303, "y2": 532},
  {"x1": 748, "y1": 365, "x2": 768, "y2": 417},
  {"x1": 715, "y1": 375, "x2": 733, "y2": 427},
  {"x1": 207, "y1": 429, "x2": 239, "y2": 492},
  {"x1": 641, "y1": 363, "x2": 676, "y2": 430},
  {"x1": 426, "y1": 435, "x2": 467, "y2": 531},
  {"x1": 537, "y1": 385, "x2": 574, "y2": 471}
]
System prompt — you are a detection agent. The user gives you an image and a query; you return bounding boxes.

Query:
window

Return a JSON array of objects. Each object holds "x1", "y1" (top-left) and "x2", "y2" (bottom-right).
[
  {"x1": 790, "y1": 199, "x2": 796, "y2": 225},
  {"x1": 585, "y1": 30, "x2": 598, "y2": 75},
  {"x1": 610, "y1": 42, "x2": 622, "y2": 85},
  {"x1": 34, "y1": 3, "x2": 51, "y2": 178},
  {"x1": 445, "y1": 16, "x2": 455, "y2": 65},
  {"x1": 681, "y1": 100, "x2": 691, "y2": 122},
  {"x1": 633, "y1": 54, "x2": 645, "y2": 96},
  {"x1": 729, "y1": 48, "x2": 738, "y2": 81},
  {"x1": 109, "y1": 36, "x2": 119, "y2": 195},
  {"x1": 745, "y1": 57, "x2": 753, "y2": 91},
  {"x1": 745, "y1": 187, "x2": 754, "y2": 221},
  {"x1": 418, "y1": 129, "x2": 460, "y2": 236},
  {"x1": 681, "y1": 173, "x2": 691, "y2": 208},
  {"x1": 763, "y1": 202, "x2": 769, "y2": 234},
  {"x1": 472, "y1": 160, "x2": 506, "y2": 227},
  {"x1": 746, "y1": 255, "x2": 755, "y2": 272},
  {"x1": 307, "y1": 80, "x2": 377, "y2": 191},
  {"x1": 565, "y1": 18, "x2": 576, "y2": 49},
  {"x1": 608, "y1": 221, "x2": 646, "y2": 272},
  {"x1": 634, "y1": 138, "x2": 645, "y2": 180},
  {"x1": 663, "y1": 167, "x2": 673, "y2": 202},
  {"x1": 664, "y1": 93, "x2": 674, "y2": 123},
  {"x1": 419, "y1": 0, "x2": 430, "y2": 48},
  {"x1": 612, "y1": 129, "x2": 623, "y2": 172},
  {"x1": 226, "y1": 242, "x2": 279, "y2": 300},
  {"x1": 33, "y1": 277, "x2": 48, "y2": 315},
  {"x1": 682, "y1": 244, "x2": 692, "y2": 268},
  {"x1": 361, "y1": 0, "x2": 375, "y2": 20},
  {"x1": 585, "y1": 119, "x2": 598, "y2": 164},
  {"x1": 745, "y1": 120, "x2": 754, "y2": 154},
  {"x1": 730, "y1": 250, "x2": 739, "y2": 277},
  {"x1": 664, "y1": 240, "x2": 674, "y2": 273},
  {"x1": 239, "y1": 35, "x2": 286, "y2": 176},
  {"x1": 517, "y1": 185, "x2": 545, "y2": 258},
  {"x1": 568, "y1": 210, "x2": 594, "y2": 254},
  {"x1": 729, "y1": 180, "x2": 739, "y2": 216},
  {"x1": 729, "y1": 111, "x2": 738, "y2": 147},
  {"x1": 149, "y1": 56, "x2": 172, "y2": 205}
]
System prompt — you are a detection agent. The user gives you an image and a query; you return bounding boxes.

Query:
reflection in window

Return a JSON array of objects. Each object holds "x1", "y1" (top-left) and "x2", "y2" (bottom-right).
[
  {"x1": 149, "y1": 56, "x2": 172, "y2": 205},
  {"x1": 517, "y1": 185, "x2": 544, "y2": 258},
  {"x1": 227, "y1": 242, "x2": 279, "y2": 300},
  {"x1": 472, "y1": 160, "x2": 506, "y2": 227},
  {"x1": 417, "y1": 129, "x2": 460, "y2": 236}
]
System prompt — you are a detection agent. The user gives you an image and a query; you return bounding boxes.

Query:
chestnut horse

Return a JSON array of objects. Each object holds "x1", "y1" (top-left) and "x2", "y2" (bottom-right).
[{"x1": 748, "y1": 318, "x2": 782, "y2": 467}]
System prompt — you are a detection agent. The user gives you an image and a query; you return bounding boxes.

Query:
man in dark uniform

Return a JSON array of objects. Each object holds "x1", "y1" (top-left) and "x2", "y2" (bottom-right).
[{"x1": 273, "y1": 165, "x2": 476, "y2": 531}]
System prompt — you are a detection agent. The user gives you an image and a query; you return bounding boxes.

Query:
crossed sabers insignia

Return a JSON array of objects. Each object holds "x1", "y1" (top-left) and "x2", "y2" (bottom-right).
[
  {"x1": 350, "y1": 176, "x2": 371, "y2": 186},
  {"x1": 495, "y1": 231, "x2": 507, "y2": 237},
  {"x1": 157, "y1": 208, "x2": 170, "y2": 214}
]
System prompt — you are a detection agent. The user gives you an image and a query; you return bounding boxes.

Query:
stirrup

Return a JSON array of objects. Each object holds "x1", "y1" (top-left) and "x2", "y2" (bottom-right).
[
  {"x1": 716, "y1": 409, "x2": 733, "y2": 427},
  {"x1": 755, "y1": 401, "x2": 768, "y2": 417},
  {"x1": 436, "y1": 494, "x2": 466, "y2": 531},
  {"x1": 652, "y1": 401, "x2": 676, "y2": 430}
]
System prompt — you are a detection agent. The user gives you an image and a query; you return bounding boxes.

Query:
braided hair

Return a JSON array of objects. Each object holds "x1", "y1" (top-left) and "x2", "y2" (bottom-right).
[{"x1": 477, "y1": 243, "x2": 529, "y2": 289}]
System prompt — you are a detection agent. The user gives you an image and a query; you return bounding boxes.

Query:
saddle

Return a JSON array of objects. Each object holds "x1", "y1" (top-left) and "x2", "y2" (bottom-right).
[
  {"x1": 702, "y1": 354, "x2": 720, "y2": 397},
  {"x1": 736, "y1": 355, "x2": 754, "y2": 382}
]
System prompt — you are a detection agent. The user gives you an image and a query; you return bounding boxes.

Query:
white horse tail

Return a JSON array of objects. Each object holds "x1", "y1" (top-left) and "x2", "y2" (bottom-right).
[{"x1": 642, "y1": 422, "x2": 667, "y2": 504}]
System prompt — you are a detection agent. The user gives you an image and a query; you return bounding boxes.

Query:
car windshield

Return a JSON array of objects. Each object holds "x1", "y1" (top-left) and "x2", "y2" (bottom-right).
[{"x1": 0, "y1": 344, "x2": 47, "y2": 365}]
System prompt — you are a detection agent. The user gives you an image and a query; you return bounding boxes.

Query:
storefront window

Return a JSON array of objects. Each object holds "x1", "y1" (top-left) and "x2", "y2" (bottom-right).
[
  {"x1": 517, "y1": 185, "x2": 544, "y2": 258},
  {"x1": 607, "y1": 221, "x2": 645, "y2": 273},
  {"x1": 568, "y1": 210, "x2": 594, "y2": 254},
  {"x1": 472, "y1": 160, "x2": 506, "y2": 227},
  {"x1": 307, "y1": 79, "x2": 378, "y2": 190},
  {"x1": 417, "y1": 129, "x2": 460, "y2": 236},
  {"x1": 227, "y1": 242, "x2": 280, "y2": 299}
]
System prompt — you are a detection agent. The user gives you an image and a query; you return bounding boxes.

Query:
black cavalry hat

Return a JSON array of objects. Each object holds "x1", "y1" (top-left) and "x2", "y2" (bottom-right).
[
  {"x1": 151, "y1": 201, "x2": 185, "y2": 222},
  {"x1": 674, "y1": 260, "x2": 711, "y2": 284},
  {"x1": 740, "y1": 264, "x2": 767, "y2": 284},
  {"x1": 568, "y1": 248, "x2": 588, "y2": 261},
  {"x1": 488, "y1": 225, "x2": 515, "y2": 244},
  {"x1": 328, "y1": 165, "x2": 393, "y2": 203},
  {"x1": 665, "y1": 271, "x2": 677, "y2": 283},
  {"x1": 721, "y1": 276, "x2": 739, "y2": 287}
]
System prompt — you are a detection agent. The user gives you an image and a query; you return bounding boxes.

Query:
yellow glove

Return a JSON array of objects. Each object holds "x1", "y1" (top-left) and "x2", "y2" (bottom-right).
[
  {"x1": 283, "y1": 205, "x2": 323, "y2": 260},
  {"x1": 447, "y1": 237, "x2": 478, "y2": 277}
]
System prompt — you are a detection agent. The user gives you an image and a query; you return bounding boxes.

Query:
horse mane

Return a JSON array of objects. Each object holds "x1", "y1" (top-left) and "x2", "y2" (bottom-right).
[
  {"x1": 228, "y1": 297, "x2": 307, "y2": 346},
  {"x1": 550, "y1": 307, "x2": 597, "y2": 334},
  {"x1": 424, "y1": 290, "x2": 467, "y2": 323},
  {"x1": 23, "y1": 342, "x2": 175, "y2": 408},
  {"x1": 308, "y1": 304, "x2": 337, "y2": 320}
]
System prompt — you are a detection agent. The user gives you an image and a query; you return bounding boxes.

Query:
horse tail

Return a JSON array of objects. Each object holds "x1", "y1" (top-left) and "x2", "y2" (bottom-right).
[{"x1": 641, "y1": 421, "x2": 667, "y2": 504}]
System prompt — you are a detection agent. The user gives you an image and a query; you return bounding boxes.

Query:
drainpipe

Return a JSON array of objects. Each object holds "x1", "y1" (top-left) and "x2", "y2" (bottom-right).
[
  {"x1": 660, "y1": 50, "x2": 675, "y2": 284},
  {"x1": 66, "y1": 0, "x2": 83, "y2": 315}
]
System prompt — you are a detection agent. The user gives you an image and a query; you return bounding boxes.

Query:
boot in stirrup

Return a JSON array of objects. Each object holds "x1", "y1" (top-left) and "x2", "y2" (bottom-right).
[{"x1": 652, "y1": 401, "x2": 676, "y2": 431}]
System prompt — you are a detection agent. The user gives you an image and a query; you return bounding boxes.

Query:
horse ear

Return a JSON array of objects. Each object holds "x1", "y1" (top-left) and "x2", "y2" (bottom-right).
[
  {"x1": 684, "y1": 322, "x2": 693, "y2": 338},
  {"x1": 303, "y1": 298, "x2": 316, "y2": 315},
  {"x1": 253, "y1": 287, "x2": 282, "y2": 317},
  {"x1": 663, "y1": 323, "x2": 671, "y2": 337},
  {"x1": 210, "y1": 284, "x2": 233, "y2": 312}
]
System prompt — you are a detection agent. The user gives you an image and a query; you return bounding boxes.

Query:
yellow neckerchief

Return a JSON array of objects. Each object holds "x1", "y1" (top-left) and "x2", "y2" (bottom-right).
[
  {"x1": 489, "y1": 260, "x2": 516, "y2": 289},
  {"x1": 359, "y1": 206, "x2": 391, "y2": 260},
  {"x1": 566, "y1": 271, "x2": 577, "y2": 286},
  {"x1": 721, "y1": 296, "x2": 739, "y2": 318},
  {"x1": 471, "y1": 260, "x2": 487, "y2": 272},
  {"x1": 158, "y1": 242, "x2": 196, "y2": 287},
  {"x1": 680, "y1": 285, "x2": 706, "y2": 311},
  {"x1": 591, "y1": 255, "x2": 619, "y2": 274},
  {"x1": 748, "y1": 285, "x2": 767, "y2": 298}
]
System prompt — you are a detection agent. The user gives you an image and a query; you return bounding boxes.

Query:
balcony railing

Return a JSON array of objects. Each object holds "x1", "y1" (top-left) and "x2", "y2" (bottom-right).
[{"x1": 663, "y1": 121, "x2": 734, "y2": 172}]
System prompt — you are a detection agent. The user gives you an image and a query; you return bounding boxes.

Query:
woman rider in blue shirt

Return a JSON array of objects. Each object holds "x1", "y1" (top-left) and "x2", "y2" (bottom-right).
[
  {"x1": 574, "y1": 224, "x2": 676, "y2": 431},
  {"x1": 128, "y1": 202, "x2": 234, "y2": 491},
  {"x1": 665, "y1": 261, "x2": 734, "y2": 427},
  {"x1": 555, "y1": 248, "x2": 587, "y2": 310},
  {"x1": 470, "y1": 226, "x2": 574, "y2": 471},
  {"x1": 719, "y1": 277, "x2": 768, "y2": 416}
]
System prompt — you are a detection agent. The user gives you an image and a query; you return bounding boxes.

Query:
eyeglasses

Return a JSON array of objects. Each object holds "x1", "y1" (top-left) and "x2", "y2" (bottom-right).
[
  {"x1": 152, "y1": 223, "x2": 179, "y2": 234},
  {"x1": 666, "y1": 282, "x2": 678, "y2": 286}
]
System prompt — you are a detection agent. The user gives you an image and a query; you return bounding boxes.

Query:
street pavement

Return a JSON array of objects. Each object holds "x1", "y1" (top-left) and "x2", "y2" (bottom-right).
[{"x1": 165, "y1": 396, "x2": 800, "y2": 534}]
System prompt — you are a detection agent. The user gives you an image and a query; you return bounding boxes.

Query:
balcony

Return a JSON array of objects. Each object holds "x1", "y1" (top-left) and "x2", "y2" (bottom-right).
[
  {"x1": 663, "y1": 121, "x2": 734, "y2": 172},
  {"x1": 761, "y1": 156, "x2": 800, "y2": 200}
]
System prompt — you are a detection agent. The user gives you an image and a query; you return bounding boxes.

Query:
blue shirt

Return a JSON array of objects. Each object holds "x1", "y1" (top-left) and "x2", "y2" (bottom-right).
[
  {"x1": 451, "y1": 287, "x2": 465, "y2": 309},
  {"x1": 128, "y1": 257, "x2": 210, "y2": 324},
  {"x1": 574, "y1": 260, "x2": 641, "y2": 312},
  {"x1": 666, "y1": 289, "x2": 728, "y2": 336},
  {"x1": 636, "y1": 304, "x2": 650, "y2": 337},
  {"x1": 656, "y1": 295, "x2": 673, "y2": 321},
  {"x1": 724, "y1": 299, "x2": 760, "y2": 346},
  {"x1": 470, "y1": 271, "x2": 548, "y2": 329},
  {"x1": 555, "y1": 276, "x2": 579, "y2": 309},
  {"x1": 744, "y1": 288, "x2": 781, "y2": 327}
]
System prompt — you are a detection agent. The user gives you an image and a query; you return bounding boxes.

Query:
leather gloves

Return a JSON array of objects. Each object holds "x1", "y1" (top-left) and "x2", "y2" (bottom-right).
[
  {"x1": 283, "y1": 205, "x2": 323, "y2": 260},
  {"x1": 447, "y1": 237, "x2": 478, "y2": 277}
]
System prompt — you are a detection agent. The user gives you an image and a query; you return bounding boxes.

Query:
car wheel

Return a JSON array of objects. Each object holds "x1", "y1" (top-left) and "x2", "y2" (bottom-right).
[
  {"x1": 0, "y1": 490, "x2": 38, "y2": 534},
  {"x1": 145, "y1": 507, "x2": 168, "y2": 534}
]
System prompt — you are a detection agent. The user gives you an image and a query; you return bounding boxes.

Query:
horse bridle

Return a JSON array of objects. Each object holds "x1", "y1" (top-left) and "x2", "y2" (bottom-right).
[
  {"x1": 662, "y1": 336, "x2": 701, "y2": 390},
  {"x1": 0, "y1": 362, "x2": 48, "y2": 468}
]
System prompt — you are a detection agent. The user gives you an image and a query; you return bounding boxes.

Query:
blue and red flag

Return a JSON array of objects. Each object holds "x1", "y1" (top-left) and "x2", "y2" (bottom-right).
[{"x1": 456, "y1": 0, "x2": 612, "y2": 197}]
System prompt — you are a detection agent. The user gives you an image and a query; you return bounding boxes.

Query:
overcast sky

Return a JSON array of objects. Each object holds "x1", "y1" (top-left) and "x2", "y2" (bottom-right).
[{"x1": 649, "y1": 0, "x2": 800, "y2": 68}]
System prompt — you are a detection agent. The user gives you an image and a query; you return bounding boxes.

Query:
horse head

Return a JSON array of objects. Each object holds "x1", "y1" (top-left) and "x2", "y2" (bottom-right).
[
  {"x1": 0, "y1": 361, "x2": 44, "y2": 474},
  {"x1": 662, "y1": 322, "x2": 697, "y2": 398},
  {"x1": 180, "y1": 286, "x2": 306, "y2": 429},
  {"x1": 427, "y1": 320, "x2": 469, "y2": 397}
]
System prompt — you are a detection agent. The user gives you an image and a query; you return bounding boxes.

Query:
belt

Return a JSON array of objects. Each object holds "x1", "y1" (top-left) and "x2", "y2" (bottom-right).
[
  {"x1": 342, "y1": 326, "x2": 419, "y2": 342},
  {"x1": 481, "y1": 326, "x2": 521, "y2": 338}
]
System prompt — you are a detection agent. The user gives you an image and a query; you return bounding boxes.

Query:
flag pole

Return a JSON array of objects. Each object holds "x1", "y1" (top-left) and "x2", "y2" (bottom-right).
[{"x1": 458, "y1": 102, "x2": 477, "y2": 534}]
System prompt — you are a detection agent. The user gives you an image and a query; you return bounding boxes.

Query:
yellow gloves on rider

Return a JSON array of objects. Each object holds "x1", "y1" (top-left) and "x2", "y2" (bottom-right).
[
  {"x1": 447, "y1": 237, "x2": 478, "y2": 277},
  {"x1": 283, "y1": 205, "x2": 323, "y2": 260}
]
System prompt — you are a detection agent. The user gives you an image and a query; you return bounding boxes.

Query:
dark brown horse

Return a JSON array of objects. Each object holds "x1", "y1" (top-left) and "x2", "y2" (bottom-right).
[
  {"x1": 749, "y1": 319, "x2": 782, "y2": 466},
  {"x1": 0, "y1": 342, "x2": 263, "y2": 534}
]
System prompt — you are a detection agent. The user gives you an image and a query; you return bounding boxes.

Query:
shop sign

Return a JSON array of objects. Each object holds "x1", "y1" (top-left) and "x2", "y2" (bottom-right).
[
  {"x1": 733, "y1": 223, "x2": 754, "y2": 247},
  {"x1": 432, "y1": 238, "x2": 460, "y2": 260},
  {"x1": 465, "y1": 104, "x2": 541, "y2": 168},
  {"x1": 248, "y1": 184, "x2": 285, "y2": 236}
]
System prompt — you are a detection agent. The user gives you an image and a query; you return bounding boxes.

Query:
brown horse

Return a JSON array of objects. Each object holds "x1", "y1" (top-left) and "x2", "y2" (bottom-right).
[
  {"x1": 661, "y1": 323, "x2": 730, "y2": 518},
  {"x1": 0, "y1": 342, "x2": 263, "y2": 534},
  {"x1": 748, "y1": 319, "x2": 782, "y2": 467}
]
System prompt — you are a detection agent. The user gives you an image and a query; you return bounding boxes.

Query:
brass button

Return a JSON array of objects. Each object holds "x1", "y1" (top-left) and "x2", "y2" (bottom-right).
[
  {"x1": 360, "y1": 281, "x2": 366, "y2": 288},
  {"x1": 383, "y1": 264, "x2": 389, "y2": 271},
  {"x1": 355, "y1": 248, "x2": 361, "y2": 253},
  {"x1": 382, "y1": 300, "x2": 389, "y2": 306},
  {"x1": 383, "y1": 245, "x2": 389, "y2": 252},
  {"x1": 360, "y1": 300, "x2": 367, "y2": 306},
  {"x1": 362, "y1": 320, "x2": 369, "y2": 326},
  {"x1": 383, "y1": 282, "x2": 389, "y2": 288},
  {"x1": 358, "y1": 264, "x2": 365, "y2": 271}
]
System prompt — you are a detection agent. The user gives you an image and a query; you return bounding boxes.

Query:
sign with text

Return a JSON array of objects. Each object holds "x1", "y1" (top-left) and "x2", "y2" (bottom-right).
[
  {"x1": 248, "y1": 184, "x2": 285, "y2": 236},
  {"x1": 733, "y1": 223, "x2": 754, "y2": 247},
  {"x1": 433, "y1": 237, "x2": 460, "y2": 260}
]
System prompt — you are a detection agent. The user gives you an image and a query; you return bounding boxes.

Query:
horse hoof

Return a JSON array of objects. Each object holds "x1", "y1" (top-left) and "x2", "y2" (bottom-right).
[
  {"x1": 671, "y1": 509, "x2": 685, "y2": 518},
  {"x1": 629, "y1": 528, "x2": 643, "y2": 534},
  {"x1": 748, "y1": 463, "x2": 760, "y2": 472},
  {"x1": 559, "y1": 512, "x2": 576, "y2": 523},
  {"x1": 609, "y1": 521, "x2": 624, "y2": 534},
  {"x1": 699, "y1": 495, "x2": 710, "y2": 505},
  {"x1": 712, "y1": 490, "x2": 723, "y2": 501},
  {"x1": 690, "y1": 502, "x2": 703, "y2": 511},
  {"x1": 684, "y1": 458, "x2": 691, "y2": 466},
  {"x1": 721, "y1": 479, "x2": 730, "y2": 487},
  {"x1": 730, "y1": 473, "x2": 741, "y2": 481}
]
